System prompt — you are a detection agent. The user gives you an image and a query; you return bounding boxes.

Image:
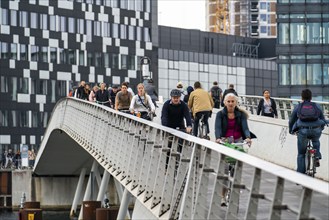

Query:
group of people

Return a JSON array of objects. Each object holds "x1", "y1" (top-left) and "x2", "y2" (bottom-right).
[
  {"x1": 71, "y1": 80, "x2": 158, "y2": 121},
  {"x1": 1, "y1": 148, "x2": 36, "y2": 169}
]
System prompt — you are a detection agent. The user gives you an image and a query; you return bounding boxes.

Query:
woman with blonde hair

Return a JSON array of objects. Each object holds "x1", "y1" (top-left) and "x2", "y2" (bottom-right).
[{"x1": 130, "y1": 83, "x2": 155, "y2": 120}]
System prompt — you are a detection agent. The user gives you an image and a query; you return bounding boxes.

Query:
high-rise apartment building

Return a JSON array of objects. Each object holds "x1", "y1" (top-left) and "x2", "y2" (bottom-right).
[
  {"x1": 276, "y1": 0, "x2": 329, "y2": 101},
  {"x1": 207, "y1": 0, "x2": 277, "y2": 38}
]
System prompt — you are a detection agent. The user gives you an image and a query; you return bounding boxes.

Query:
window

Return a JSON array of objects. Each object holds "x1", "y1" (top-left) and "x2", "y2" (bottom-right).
[
  {"x1": 291, "y1": 64, "x2": 306, "y2": 85},
  {"x1": 260, "y1": 2, "x2": 267, "y2": 10},
  {"x1": 11, "y1": 77, "x2": 17, "y2": 101},
  {"x1": 324, "y1": 63, "x2": 329, "y2": 85},
  {"x1": 322, "y1": 22, "x2": 329, "y2": 44},
  {"x1": 121, "y1": 55, "x2": 127, "y2": 69},
  {"x1": 94, "y1": 21, "x2": 101, "y2": 36},
  {"x1": 112, "y1": 23, "x2": 119, "y2": 38},
  {"x1": 77, "y1": 19, "x2": 84, "y2": 34},
  {"x1": 40, "y1": 14, "x2": 48, "y2": 30},
  {"x1": 121, "y1": 0, "x2": 128, "y2": 9},
  {"x1": 95, "y1": 52, "x2": 102, "y2": 67},
  {"x1": 58, "y1": 81, "x2": 67, "y2": 97},
  {"x1": 104, "y1": 22, "x2": 110, "y2": 37},
  {"x1": 0, "y1": 76, "x2": 8, "y2": 93},
  {"x1": 136, "y1": 0, "x2": 143, "y2": 11},
  {"x1": 79, "y1": 51, "x2": 85, "y2": 66},
  {"x1": 112, "y1": 54, "x2": 119, "y2": 69},
  {"x1": 41, "y1": 47, "x2": 48, "y2": 62},
  {"x1": 11, "y1": 10, "x2": 17, "y2": 26},
  {"x1": 307, "y1": 23, "x2": 321, "y2": 44},
  {"x1": 279, "y1": 64, "x2": 290, "y2": 85},
  {"x1": 20, "y1": 111, "x2": 29, "y2": 128},
  {"x1": 68, "y1": 17, "x2": 75, "y2": 33},
  {"x1": 307, "y1": 64, "x2": 322, "y2": 85},
  {"x1": 60, "y1": 16, "x2": 67, "y2": 32},
  {"x1": 50, "y1": 47, "x2": 57, "y2": 63},
  {"x1": 120, "y1": 24, "x2": 127, "y2": 39},
  {"x1": 128, "y1": 0, "x2": 135, "y2": 10},
  {"x1": 137, "y1": 27, "x2": 142, "y2": 41},
  {"x1": 51, "y1": 80, "x2": 56, "y2": 103},
  {"x1": 1, "y1": 9, "x2": 9, "y2": 25},
  {"x1": 11, "y1": 111, "x2": 17, "y2": 127},
  {"x1": 1, "y1": 42, "x2": 9, "y2": 59},
  {"x1": 10, "y1": 43, "x2": 17, "y2": 60},
  {"x1": 260, "y1": 26, "x2": 267, "y2": 33},
  {"x1": 20, "y1": 44, "x2": 29, "y2": 60},
  {"x1": 31, "y1": 12, "x2": 38, "y2": 29},
  {"x1": 279, "y1": 23, "x2": 289, "y2": 44},
  {"x1": 87, "y1": 52, "x2": 94, "y2": 66},
  {"x1": 68, "y1": 49, "x2": 76, "y2": 65},
  {"x1": 18, "y1": 78, "x2": 29, "y2": 94},
  {"x1": 19, "y1": 11, "x2": 28, "y2": 28},
  {"x1": 260, "y1": 14, "x2": 267, "y2": 22},
  {"x1": 104, "y1": 53, "x2": 110, "y2": 68},
  {"x1": 0, "y1": 110, "x2": 9, "y2": 127},
  {"x1": 32, "y1": 112, "x2": 39, "y2": 128},
  {"x1": 290, "y1": 23, "x2": 306, "y2": 44},
  {"x1": 38, "y1": 79, "x2": 48, "y2": 95},
  {"x1": 144, "y1": 27, "x2": 150, "y2": 41},
  {"x1": 128, "y1": 26, "x2": 135, "y2": 40},
  {"x1": 59, "y1": 48, "x2": 67, "y2": 64},
  {"x1": 31, "y1": 46, "x2": 39, "y2": 61},
  {"x1": 40, "y1": 112, "x2": 49, "y2": 128},
  {"x1": 128, "y1": 55, "x2": 135, "y2": 70},
  {"x1": 86, "y1": 20, "x2": 92, "y2": 41},
  {"x1": 50, "y1": 15, "x2": 56, "y2": 31},
  {"x1": 146, "y1": 0, "x2": 151, "y2": 12}
]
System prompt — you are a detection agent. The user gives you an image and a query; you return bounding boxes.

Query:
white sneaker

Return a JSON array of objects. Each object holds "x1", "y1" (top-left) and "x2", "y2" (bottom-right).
[{"x1": 221, "y1": 197, "x2": 227, "y2": 207}]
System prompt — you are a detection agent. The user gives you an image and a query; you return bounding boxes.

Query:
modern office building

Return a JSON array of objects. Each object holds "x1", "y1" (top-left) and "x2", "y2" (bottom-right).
[
  {"x1": 0, "y1": 0, "x2": 157, "y2": 151},
  {"x1": 276, "y1": 0, "x2": 329, "y2": 101},
  {"x1": 158, "y1": 26, "x2": 277, "y2": 100},
  {"x1": 207, "y1": 0, "x2": 277, "y2": 38}
]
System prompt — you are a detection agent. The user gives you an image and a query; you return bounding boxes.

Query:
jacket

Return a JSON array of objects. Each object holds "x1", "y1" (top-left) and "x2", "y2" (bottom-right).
[
  {"x1": 161, "y1": 100, "x2": 192, "y2": 129},
  {"x1": 188, "y1": 88, "x2": 214, "y2": 117},
  {"x1": 257, "y1": 98, "x2": 278, "y2": 116},
  {"x1": 289, "y1": 101, "x2": 326, "y2": 134},
  {"x1": 215, "y1": 107, "x2": 256, "y2": 140}
]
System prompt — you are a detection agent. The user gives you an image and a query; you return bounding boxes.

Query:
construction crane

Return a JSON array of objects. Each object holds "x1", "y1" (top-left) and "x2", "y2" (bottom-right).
[{"x1": 215, "y1": 0, "x2": 230, "y2": 34}]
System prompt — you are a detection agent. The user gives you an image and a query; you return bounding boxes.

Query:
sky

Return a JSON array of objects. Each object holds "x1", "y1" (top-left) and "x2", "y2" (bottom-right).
[{"x1": 158, "y1": 0, "x2": 206, "y2": 31}]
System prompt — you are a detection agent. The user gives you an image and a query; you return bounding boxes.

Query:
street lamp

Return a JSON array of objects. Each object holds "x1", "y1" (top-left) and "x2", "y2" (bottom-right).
[{"x1": 140, "y1": 56, "x2": 152, "y2": 82}]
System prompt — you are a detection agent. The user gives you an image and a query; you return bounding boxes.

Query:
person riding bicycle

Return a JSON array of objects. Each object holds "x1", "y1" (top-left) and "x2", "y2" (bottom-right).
[
  {"x1": 161, "y1": 89, "x2": 192, "y2": 134},
  {"x1": 115, "y1": 83, "x2": 132, "y2": 111},
  {"x1": 209, "y1": 81, "x2": 222, "y2": 109},
  {"x1": 188, "y1": 81, "x2": 214, "y2": 137},
  {"x1": 95, "y1": 82, "x2": 111, "y2": 107},
  {"x1": 129, "y1": 83, "x2": 155, "y2": 121},
  {"x1": 215, "y1": 93, "x2": 255, "y2": 206},
  {"x1": 289, "y1": 89, "x2": 326, "y2": 174}
]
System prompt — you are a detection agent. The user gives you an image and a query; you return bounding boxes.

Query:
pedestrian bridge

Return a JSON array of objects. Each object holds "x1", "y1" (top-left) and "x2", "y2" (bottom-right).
[{"x1": 34, "y1": 97, "x2": 329, "y2": 219}]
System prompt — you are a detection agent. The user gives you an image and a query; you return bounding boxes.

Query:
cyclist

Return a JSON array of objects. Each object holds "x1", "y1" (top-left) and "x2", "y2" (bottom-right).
[
  {"x1": 95, "y1": 82, "x2": 111, "y2": 107},
  {"x1": 188, "y1": 81, "x2": 214, "y2": 137},
  {"x1": 161, "y1": 89, "x2": 192, "y2": 134},
  {"x1": 129, "y1": 83, "x2": 155, "y2": 121},
  {"x1": 289, "y1": 89, "x2": 326, "y2": 174},
  {"x1": 115, "y1": 83, "x2": 132, "y2": 111},
  {"x1": 209, "y1": 81, "x2": 222, "y2": 109},
  {"x1": 215, "y1": 93, "x2": 255, "y2": 206}
]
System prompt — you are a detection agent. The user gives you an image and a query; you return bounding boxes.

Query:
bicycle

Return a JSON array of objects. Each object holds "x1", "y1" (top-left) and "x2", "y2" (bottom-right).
[
  {"x1": 197, "y1": 113, "x2": 210, "y2": 140},
  {"x1": 305, "y1": 139, "x2": 317, "y2": 177}
]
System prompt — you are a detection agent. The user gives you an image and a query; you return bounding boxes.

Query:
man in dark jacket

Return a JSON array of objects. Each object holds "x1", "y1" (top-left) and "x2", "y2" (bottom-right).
[
  {"x1": 144, "y1": 79, "x2": 158, "y2": 107},
  {"x1": 161, "y1": 89, "x2": 192, "y2": 133},
  {"x1": 76, "y1": 80, "x2": 88, "y2": 100},
  {"x1": 221, "y1": 84, "x2": 238, "y2": 107},
  {"x1": 109, "y1": 85, "x2": 120, "y2": 108},
  {"x1": 96, "y1": 82, "x2": 111, "y2": 107},
  {"x1": 209, "y1": 81, "x2": 222, "y2": 109}
]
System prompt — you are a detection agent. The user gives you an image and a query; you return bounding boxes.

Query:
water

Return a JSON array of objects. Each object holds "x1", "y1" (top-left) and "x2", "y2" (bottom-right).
[{"x1": 0, "y1": 210, "x2": 71, "y2": 220}]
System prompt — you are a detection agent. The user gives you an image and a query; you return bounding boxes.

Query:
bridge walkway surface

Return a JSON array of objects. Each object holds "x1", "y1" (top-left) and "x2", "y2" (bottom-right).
[{"x1": 30, "y1": 97, "x2": 328, "y2": 220}]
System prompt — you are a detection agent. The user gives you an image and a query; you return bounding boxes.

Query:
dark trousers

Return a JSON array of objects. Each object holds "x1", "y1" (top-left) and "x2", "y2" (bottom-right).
[{"x1": 193, "y1": 111, "x2": 211, "y2": 137}]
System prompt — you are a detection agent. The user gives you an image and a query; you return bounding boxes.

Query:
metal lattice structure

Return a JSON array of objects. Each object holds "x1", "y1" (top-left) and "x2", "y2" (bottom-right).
[{"x1": 35, "y1": 98, "x2": 329, "y2": 219}]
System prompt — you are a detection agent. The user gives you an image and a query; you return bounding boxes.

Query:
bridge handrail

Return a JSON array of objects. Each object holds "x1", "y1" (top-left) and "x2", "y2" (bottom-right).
[{"x1": 36, "y1": 97, "x2": 329, "y2": 219}]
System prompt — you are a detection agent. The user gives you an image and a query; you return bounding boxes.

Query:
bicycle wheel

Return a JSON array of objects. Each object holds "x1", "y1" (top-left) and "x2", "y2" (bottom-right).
[{"x1": 306, "y1": 154, "x2": 315, "y2": 177}]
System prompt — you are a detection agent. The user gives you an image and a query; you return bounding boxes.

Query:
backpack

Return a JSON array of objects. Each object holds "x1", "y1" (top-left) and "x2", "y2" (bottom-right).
[
  {"x1": 211, "y1": 86, "x2": 221, "y2": 102},
  {"x1": 297, "y1": 102, "x2": 320, "y2": 122}
]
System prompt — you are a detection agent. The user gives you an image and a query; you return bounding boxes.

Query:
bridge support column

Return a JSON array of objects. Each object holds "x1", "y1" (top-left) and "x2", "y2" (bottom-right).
[
  {"x1": 117, "y1": 188, "x2": 132, "y2": 220},
  {"x1": 79, "y1": 161, "x2": 99, "y2": 220},
  {"x1": 70, "y1": 167, "x2": 86, "y2": 218},
  {"x1": 97, "y1": 170, "x2": 110, "y2": 205},
  {"x1": 114, "y1": 178, "x2": 131, "y2": 219}
]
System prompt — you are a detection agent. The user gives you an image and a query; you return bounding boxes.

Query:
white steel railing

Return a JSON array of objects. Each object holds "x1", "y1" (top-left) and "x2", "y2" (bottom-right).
[
  {"x1": 239, "y1": 95, "x2": 329, "y2": 120},
  {"x1": 36, "y1": 98, "x2": 329, "y2": 220}
]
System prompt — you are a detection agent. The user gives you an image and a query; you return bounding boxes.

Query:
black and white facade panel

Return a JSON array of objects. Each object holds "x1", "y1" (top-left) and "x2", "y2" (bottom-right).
[{"x1": 0, "y1": 0, "x2": 156, "y2": 151}]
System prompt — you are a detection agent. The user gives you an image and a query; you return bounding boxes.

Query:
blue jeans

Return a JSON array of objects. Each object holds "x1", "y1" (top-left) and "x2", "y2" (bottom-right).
[{"x1": 297, "y1": 127, "x2": 322, "y2": 174}]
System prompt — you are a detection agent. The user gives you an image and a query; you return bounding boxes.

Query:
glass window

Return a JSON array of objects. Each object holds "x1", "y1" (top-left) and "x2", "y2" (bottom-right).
[
  {"x1": 87, "y1": 52, "x2": 94, "y2": 66},
  {"x1": 128, "y1": 55, "x2": 135, "y2": 70},
  {"x1": 307, "y1": 64, "x2": 322, "y2": 85},
  {"x1": 79, "y1": 51, "x2": 85, "y2": 66},
  {"x1": 291, "y1": 64, "x2": 306, "y2": 85},
  {"x1": 260, "y1": 2, "x2": 267, "y2": 9},
  {"x1": 144, "y1": 27, "x2": 150, "y2": 42},
  {"x1": 11, "y1": 77, "x2": 17, "y2": 101},
  {"x1": 128, "y1": 0, "x2": 135, "y2": 10},
  {"x1": 32, "y1": 112, "x2": 39, "y2": 128},
  {"x1": 58, "y1": 80, "x2": 67, "y2": 97},
  {"x1": 322, "y1": 22, "x2": 329, "y2": 44},
  {"x1": 38, "y1": 79, "x2": 48, "y2": 95},
  {"x1": 0, "y1": 110, "x2": 9, "y2": 127},
  {"x1": 260, "y1": 14, "x2": 267, "y2": 22},
  {"x1": 40, "y1": 47, "x2": 48, "y2": 62},
  {"x1": 0, "y1": 76, "x2": 8, "y2": 93},
  {"x1": 18, "y1": 77, "x2": 29, "y2": 94},
  {"x1": 120, "y1": 24, "x2": 127, "y2": 39},
  {"x1": 290, "y1": 14, "x2": 304, "y2": 19},
  {"x1": 68, "y1": 17, "x2": 75, "y2": 33},
  {"x1": 68, "y1": 49, "x2": 76, "y2": 65},
  {"x1": 260, "y1": 26, "x2": 267, "y2": 33},
  {"x1": 307, "y1": 23, "x2": 321, "y2": 44},
  {"x1": 136, "y1": 27, "x2": 142, "y2": 41},
  {"x1": 20, "y1": 111, "x2": 29, "y2": 127},
  {"x1": 146, "y1": 0, "x2": 151, "y2": 12},
  {"x1": 86, "y1": 0, "x2": 93, "y2": 4},
  {"x1": 104, "y1": 53, "x2": 110, "y2": 68},
  {"x1": 95, "y1": 52, "x2": 102, "y2": 67},
  {"x1": 94, "y1": 21, "x2": 101, "y2": 36},
  {"x1": 128, "y1": 26, "x2": 135, "y2": 40},
  {"x1": 121, "y1": 55, "x2": 127, "y2": 69},
  {"x1": 121, "y1": 0, "x2": 128, "y2": 9},
  {"x1": 1, "y1": 9, "x2": 9, "y2": 25},
  {"x1": 307, "y1": 54, "x2": 321, "y2": 59},
  {"x1": 10, "y1": 43, "x2": 17, "y2": 60},
  {"x1": 290, "y1": 23, "x2": 306, "y2": 44},
  {"x1": 86, "y1": 20, "x2": 92, "y2": 41},
  {"x1": 279, "y1": 64, "x2": 290, "y2": 85},
  {"x1": 291, "y1": 55, "x2": 305, "y2": 59},
  {"x1": 324, "y1": 63, "x2": 329, "y2": 85},
  {"x1": 1, "y1": 42, "x2": 9, "y2": 59},
  {"x1": 31, "y1": 46, "x2": 39, "y2": 61},
  {"x1": 20, "y1": 11, "x2": 28, "y2": 27},
  {"x1": 112, "y1": 54, "x2": 119, "y2": 69},
  {"x1": 11, "y1": 10, "x2": 17, "y2": 26},
  {"x1": 59, "y1": 48, "x2": 67, "y2": 64},
  {"x1": 60, "y1": 16, "x2": 67, "y2": 32},
  {"x1": 50, "y1": 15, "x2": 56, "y2": 31},
  {"x1": 50, "y1": 47, "x2": 57, "y2": 63},
  {"x1": 77, "y1": 19, "x2": 84, "y2": 34},
  {"x1": 95, "y1": 0, "x2": 102, "y2": 5},
  {"x1": 104, "y1": 0, "x2": 111, "y2": 6},
  {"x1": 31, "y1": 12, "x2": 38, "y2": 29},
  {"x1": 31, "y1": 79, "x2": 36, "y2": 95},
  {"x1": 41, "y1": 112, "x2": 48, "y2": 128},
  {"x1": 11, "y1": 111, "x2": 17, "y2": 127},
  {"x1": 104, "y1": 22, "x2": 110, "y2": 37},
  {"x1": 136, "y1": 0, "x2": 143, "y2": 11},
  {"x1": 112, "y1": 23, "x2": 119, "y2": 38},
  {"x1": 40, "y1": 14, "x2": 48, "y2": 30},
  {"x1": 51, "y1": 80, "x2": 56, "y2": 103}
]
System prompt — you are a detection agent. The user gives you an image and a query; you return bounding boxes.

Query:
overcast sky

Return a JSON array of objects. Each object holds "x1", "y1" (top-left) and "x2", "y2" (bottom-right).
[{"x1": 158, "y1": 0, "x2": 206, "y2": 31}]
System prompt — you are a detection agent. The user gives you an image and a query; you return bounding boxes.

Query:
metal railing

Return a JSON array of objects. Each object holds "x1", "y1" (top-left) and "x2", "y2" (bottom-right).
[
  {"x1": 36, "y1": 98, "x2": 329, "y2": 219},
  {"x1": 239, "y1": 95, "x2": 329, "y2": 120}
]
